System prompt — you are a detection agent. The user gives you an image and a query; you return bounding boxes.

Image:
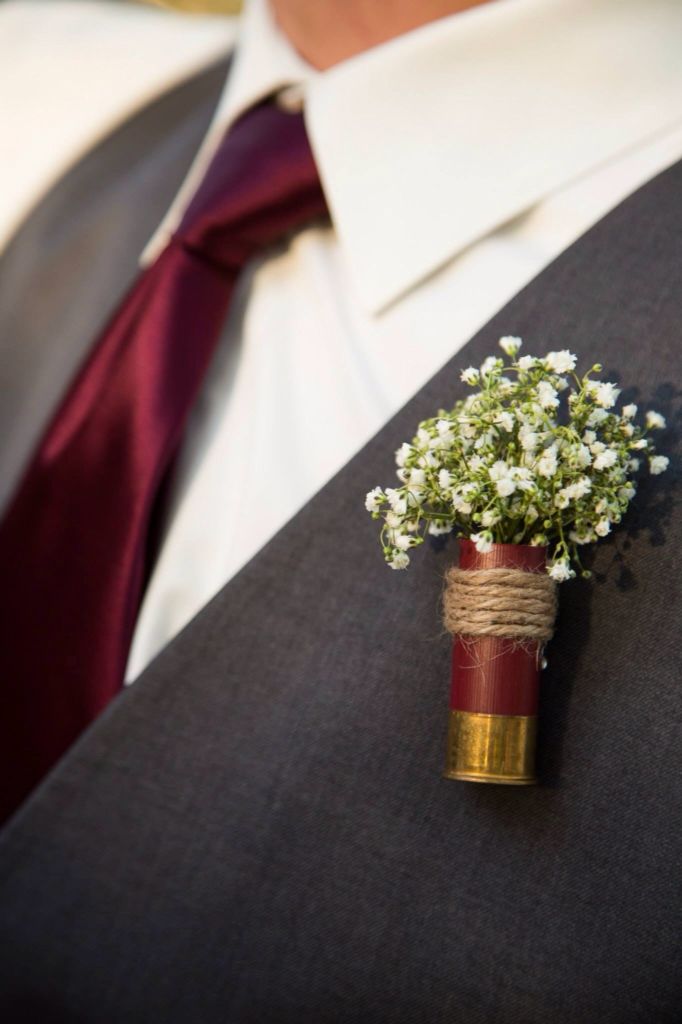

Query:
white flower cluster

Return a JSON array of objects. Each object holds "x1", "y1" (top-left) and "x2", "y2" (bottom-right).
[{"x1": 365, "y1": 338, "x2": 669, "y2": 580}]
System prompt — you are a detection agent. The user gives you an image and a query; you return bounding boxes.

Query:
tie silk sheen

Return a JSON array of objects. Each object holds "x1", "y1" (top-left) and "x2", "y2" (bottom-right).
[{"x1": 0, "y1": 103, "x2": 328, "y2": 822}]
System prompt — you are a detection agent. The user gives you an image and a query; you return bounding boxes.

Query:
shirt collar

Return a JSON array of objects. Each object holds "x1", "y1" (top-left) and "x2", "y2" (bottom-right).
[{"x1": 145, "y1": 0, "x2": 682, "y2": 314}]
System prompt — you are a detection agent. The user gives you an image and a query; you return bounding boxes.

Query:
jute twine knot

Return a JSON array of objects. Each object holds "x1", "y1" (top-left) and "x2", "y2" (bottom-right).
[{"x1": 443, "y1": 566, "x2": 558, "y2": 643}]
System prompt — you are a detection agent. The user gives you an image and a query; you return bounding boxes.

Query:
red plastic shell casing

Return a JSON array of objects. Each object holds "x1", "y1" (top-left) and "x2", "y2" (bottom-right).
[{"x1": 450, "y1": 540, "x2": 547, "y2": 717}]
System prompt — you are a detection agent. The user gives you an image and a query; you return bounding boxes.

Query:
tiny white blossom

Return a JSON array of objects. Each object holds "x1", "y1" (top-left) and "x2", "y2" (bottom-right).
[
  {"x1": 385, "y1": 511, "x2": 402, "y2": 528},
  {"x1": 480, "y1": 356, "x2": 500, "y2": 378},
  {"x1": 394, "y1": 533, "x2": 413, "y2": 551},
  {"x1": 460, "y1": 366, "x2": 479, "y2": 385},
  {"x1": 365, "y1": 487, "x2": 383, "y2": 512},
  {"x1": 517, "y1": 355, "x2": 537, "y2": 371},
  {"x1": 593, "y1": 448, "x2": 618, "y2": 471},
  {"x1": 497, "y1": 376, "x2": 516, "y2": 395},
  {"x1": 544, "y1": 350, "x2": 576, "y2": 373},
  {"x1": 468, "y1": 455, "x2": 485, "y2": 472},
  {"x1": 481, "y1": 510, "x2": 501, "y2": 527},
  {"x1": 631, "y1": 439, "x2": 648, "y2": 450},
  {"x1": 549, "y1": 559, "x2": 575, "y2": 582},
  {"x1": 567, "y1": 476, "x2": 592, "y2": 499},
  {"x1": 575, "y1": 444, "x2": 592, "y2": 468},
  {"x1": 646, "y1": 410, "x2": 666, "y2": 430},
  {"x1": 489, "y1": 460, "x2": 510, "y2": 482},
  {"x1": 496, "y1": 477, "x2": 516, "y2": 497},
  {"x1": 536, "y1": 381, "x2": 559, "y2": 409},
  {"x1": 499, "y1": 335, "x2": 522, "y2": 357},
  {"x1": 408, "y1": 468, "x2": 426, "y2": 486},
  {"x1": 536, "y1": 444, "x2": 558, "y2": 478},
  {"x1": 512, "y1": 475, "x2": 535, "y2": 494},
  {"x1": 591, "y1": 381, "x2": 621, "y2": 408},
  {"x1": 622, "y1": 404, "x2": 637, "y2": 420},
  {"x1": 389, "y1": 552, "x2": 410, "y2": 570},
  {"x1": 471, "y1": 532, "x2": 493, "y2": 554},
  {"x1": 438, "y1": 469, "x2": 452, "y2": 489},
  {"x1": 385, "y1": 488, "x2": 407, "y2": 516},
  {"x1": 649, "y1": 455, "x2": 669, "y2": 475},
  {"x1": 518, "y1": 425, "x2": 539, "y2": 452},
  {"x1": 569, "y1": 529, "x2": 596, "y2": 545},
  {"x1": 457, "y1": 416, "x2": 477, "y2": 439},
  {"x1": 495, "y1": 411, "x2": 515, "y2": 432},
  {"x1": 428, "y1": 520, "x2": 454, "y2": 536},
  {"x1": 587, "y1": 407, "x2": 609, "y2": 427},
  {"x1": 595, "y1": 518, "x2": 611, "y2": 537},
  {"x1": 628, "y1": 458, "x2": 640, "y2": 472},
  {"x1": 395, "y1": 443, "x2": 411, "y2": 467},
  {"x1": 530, "y1": 533, "x2": 548, "y2": 546},
  {"x1": 450, "y1": 490, "x2": 473, "y2": 515},
  {"x1": 583, "y1": 430, "x2": 597, "y2": 445}
]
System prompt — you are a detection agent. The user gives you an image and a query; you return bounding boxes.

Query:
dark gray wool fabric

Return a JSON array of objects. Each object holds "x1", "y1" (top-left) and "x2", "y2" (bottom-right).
[{"x1": 0, "y1": 67, "x2": 680, "y2": 1023}]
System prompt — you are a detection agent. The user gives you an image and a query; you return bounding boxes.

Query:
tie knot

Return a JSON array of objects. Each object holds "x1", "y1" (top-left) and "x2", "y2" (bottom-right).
[{"x1": 175, "y1": 101, "x2": 328, "y2": 272}]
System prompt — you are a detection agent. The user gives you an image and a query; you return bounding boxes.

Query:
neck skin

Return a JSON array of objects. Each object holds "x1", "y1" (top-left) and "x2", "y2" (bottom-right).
[{"x1": 268, "y1": 0, "x2": 494, "y2": 70}]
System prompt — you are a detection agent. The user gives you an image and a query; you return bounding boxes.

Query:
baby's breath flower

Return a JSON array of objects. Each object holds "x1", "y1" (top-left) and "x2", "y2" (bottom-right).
[
  {"x1": 646, "y1": 410, "x2": 666, "y2": 430},
  {"x1": 587, "y1": 407, "x2": 609, "y2": 427},
  {"x1": 495, "y1": 411, "x2": 515, "y2": 432},
  {"x1": 460, "y1": 367, "x2": 479, "y2": 385},
  {"x1": 389, "y1": 552, "x2": 410, "y2": 570},
  {"x1": 471, "y1": 531, "x2": 493, "y2": 554},
  {"x1": 450, "y1": 490, "x2": 473, "y2": 515},
  {"x1": 480, "y1": 356, "x2": 501, "y2": 378},
  {"x1": 649, "y1": 455, "x2": 669, "y2": 475},
  {"x1": 549, "y1": 559, "x2": 575, "y2": 582},
  {"x1": 428, "y1": 520, "x2": 454, "y2": 536},
  {"x1": 365, "y1": 487, "x2": 383, "y2": 512},
  {"x1": 519, "y1": 425, "x2": 539, "y2": 452},
  {"x1": 536, "y1": 445, "x2": 558, "y2": 478},
  {"x1": 595, "y1": 518, "x2": 611, "y2": 537},
  {"x1": 385, "y1": 488, "x2": 407, "y2": 516},
  {"x1": 366, "y1": 341, "x2": 668, "y2": 581},
  {"x1": 593, "y1": 448, "x2": 618, "y2": 471},
  {"x1": 544, "y1": 350, "x2": 576, "y2": 373},
  {"x1": 499, "y1": 335, "x2": 522, "y2": 357},
  {"x1": 536, "y1": 381, "x2": 559, "y2": 409},
  {"x1": 590, "y1": 381, "x2": 621, "y2": 408},
  {"x1": 569, "y1": 528, "x2": 596, "y2": 545},
  {"x1": 395, "y1": 442, "x2": 411, "y2": 467},
  {"x1": 481, "y1": 510, "x2": 501, "y2": 527}
]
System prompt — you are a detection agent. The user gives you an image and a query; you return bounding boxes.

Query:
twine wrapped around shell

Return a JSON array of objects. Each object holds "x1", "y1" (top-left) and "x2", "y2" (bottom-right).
[{"x1": 443, "y1": 566, "x2": 557, "y2": 644}]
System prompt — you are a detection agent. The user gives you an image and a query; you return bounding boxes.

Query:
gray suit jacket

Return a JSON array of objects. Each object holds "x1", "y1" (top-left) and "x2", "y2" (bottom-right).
[{"x1": 0, "y1": 61, "x2": 680, "y2": 1023}]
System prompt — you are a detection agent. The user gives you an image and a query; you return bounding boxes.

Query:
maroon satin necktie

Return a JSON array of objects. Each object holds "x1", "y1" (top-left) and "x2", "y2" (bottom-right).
[{"x1": 0, "y1": 102, "x2": 328, "y2": 821}]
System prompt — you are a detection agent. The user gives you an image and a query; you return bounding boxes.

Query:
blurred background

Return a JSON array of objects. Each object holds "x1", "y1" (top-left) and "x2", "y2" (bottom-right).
[{"x1": 0, "y1": 0, "x2": 242, "y2": 254}]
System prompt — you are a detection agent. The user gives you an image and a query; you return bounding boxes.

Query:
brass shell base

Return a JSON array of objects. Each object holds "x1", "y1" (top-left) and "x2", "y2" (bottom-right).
[{"x1": 444, "y1": 710, "x2": 537, "y2": 785}]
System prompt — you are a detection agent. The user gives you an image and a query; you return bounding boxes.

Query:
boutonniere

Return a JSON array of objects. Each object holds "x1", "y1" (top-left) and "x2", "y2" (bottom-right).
[{"x1": 365, "y1": 337, "x2": 669, "y2": 785}]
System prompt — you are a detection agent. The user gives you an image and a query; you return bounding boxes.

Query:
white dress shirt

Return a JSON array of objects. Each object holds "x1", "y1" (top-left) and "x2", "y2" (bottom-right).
[{"x1": 52, "y1": 0, "x2": 682, "y2": 682}]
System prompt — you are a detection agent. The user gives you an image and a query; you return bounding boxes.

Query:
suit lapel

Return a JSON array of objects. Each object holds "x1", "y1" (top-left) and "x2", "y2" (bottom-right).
[{"x1": 0, "y1": 160, "x2": 680, "y2": 1021}]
